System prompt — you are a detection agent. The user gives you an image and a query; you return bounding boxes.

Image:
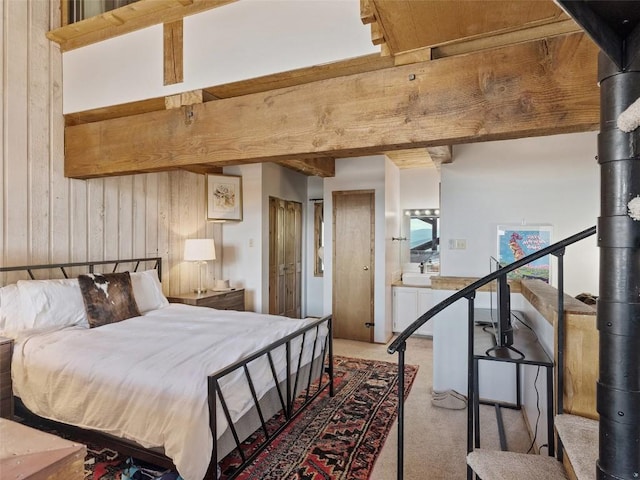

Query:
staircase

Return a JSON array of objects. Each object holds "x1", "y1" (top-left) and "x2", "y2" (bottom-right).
[
  {"x1": 388, "y1": 3, "x2": 640, "y2": 476},
  {"x1": 467, "y1": 414, "x2": 599, "y2": 480},
  {"x1": 388, "y1": 226, "x2": 601, "y2": 480}
]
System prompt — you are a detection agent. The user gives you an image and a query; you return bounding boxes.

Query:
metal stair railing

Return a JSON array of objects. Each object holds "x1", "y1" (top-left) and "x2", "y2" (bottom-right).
[{"x1": 387, "y1": 225, "x2": 597, "y2": 480}]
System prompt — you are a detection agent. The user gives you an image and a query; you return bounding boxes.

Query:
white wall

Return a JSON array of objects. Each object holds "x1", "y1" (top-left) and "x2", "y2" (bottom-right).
[
  {"x1": 63, "y1": 0, "x2": 378, "y2": 113},
  {"x1": 306, "y1": 176, "x2": 325, "y2": 317},
  {"x1": 0, "y1": 0, "x2": 221, "y2": 296},
  {"x1": 221, "y1": 164, "x2": 264, "y2": 312},
  {"x1": 323, "y1": 156, "x2": 392, "y2": 343},
  {"x1": 385, "y1": 160, "x2": 401, "y2": 329},
  {"x1": 440, "y1": 132, "x2": 599, "y2": 296},
  {"x1": 221, "y1": 163, "x2": 307, "y2": 314},
  {"x1": 399, "y1": 167, "x2": 441, "y2": 209}
]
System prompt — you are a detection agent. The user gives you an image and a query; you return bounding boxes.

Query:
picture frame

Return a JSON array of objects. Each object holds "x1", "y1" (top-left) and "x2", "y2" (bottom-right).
[
  {"x1": 206, "y1": 174, "x2": 243, "y2": 221},
  {"x1": 497, "y1": 224, "x2": 553, "y2": 283}
]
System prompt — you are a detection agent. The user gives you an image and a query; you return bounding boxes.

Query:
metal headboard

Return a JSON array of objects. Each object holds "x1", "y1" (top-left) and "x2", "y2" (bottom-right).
[{"x1": 0, "y1": 257, "x2": 162, "y2": 282}]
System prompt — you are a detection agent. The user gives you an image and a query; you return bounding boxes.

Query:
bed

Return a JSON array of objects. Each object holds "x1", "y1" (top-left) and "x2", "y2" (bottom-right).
[{"x1": 0, "y1": 257, "x2": 333, "y2": 480}]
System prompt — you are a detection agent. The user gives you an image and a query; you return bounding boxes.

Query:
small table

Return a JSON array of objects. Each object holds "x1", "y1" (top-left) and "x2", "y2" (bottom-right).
[
  {"x1": 468, "y1": 309, "x2": 554, "y2": 457},
  {"x1": 0, "y1": 418, "x2": 86, "y2": 480},
  {"x1": 167, "y1": 288, "x2": 245, "y2": 311}
]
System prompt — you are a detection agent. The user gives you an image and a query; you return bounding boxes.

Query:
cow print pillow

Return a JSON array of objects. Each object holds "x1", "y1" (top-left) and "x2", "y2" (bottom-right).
[{"x1": 78, "y1": 272, "x2": 141, "y2": 328}]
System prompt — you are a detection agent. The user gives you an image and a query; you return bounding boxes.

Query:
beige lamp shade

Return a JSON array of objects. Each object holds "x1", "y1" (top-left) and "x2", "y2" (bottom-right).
[{"x1": 184, "y1": 238, "x2": 216, "y2": 261}]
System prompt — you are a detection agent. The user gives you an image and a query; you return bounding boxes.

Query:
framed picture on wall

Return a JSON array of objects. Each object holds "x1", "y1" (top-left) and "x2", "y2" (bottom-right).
[
  {"x1": 206, "y1": 174, "x2": 243, "y2": 221},
  {"x1": 497, "y1": 224, "x2": 553, "y2": 283}
]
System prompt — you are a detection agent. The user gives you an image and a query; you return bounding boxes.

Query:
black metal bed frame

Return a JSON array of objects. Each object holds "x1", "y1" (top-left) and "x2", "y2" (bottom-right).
[{"x1": 1, "y1": 257, "x2": 334, "y2": 480}]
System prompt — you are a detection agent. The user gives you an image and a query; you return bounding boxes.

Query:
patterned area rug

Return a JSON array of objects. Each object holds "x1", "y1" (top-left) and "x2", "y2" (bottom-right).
[
  {"x1": 22, "y1": 356, "x2": 418, "y2": 480},
  {"x1": 220, "y1": 356, "x2": 418, "y2": 480}
]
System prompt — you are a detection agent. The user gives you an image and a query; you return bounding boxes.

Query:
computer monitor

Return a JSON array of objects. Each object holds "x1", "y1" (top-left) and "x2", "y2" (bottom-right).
[{"x1": 489, "y1": 256, "x2": 513, "y2": 348}]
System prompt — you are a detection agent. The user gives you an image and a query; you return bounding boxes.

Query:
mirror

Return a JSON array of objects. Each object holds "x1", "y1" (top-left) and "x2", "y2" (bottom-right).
[
  {"x1": 402, "y1": 208, "x2": 440, "y2": 271},
  {"x1": 314, "y1": 202, "x2": 324, "y2": 276}
]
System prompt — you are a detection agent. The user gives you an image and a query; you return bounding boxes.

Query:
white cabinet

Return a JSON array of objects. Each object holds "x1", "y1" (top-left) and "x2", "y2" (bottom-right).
[{"x1": 393, "y1": 286, "x2": 434, "y2": 336}]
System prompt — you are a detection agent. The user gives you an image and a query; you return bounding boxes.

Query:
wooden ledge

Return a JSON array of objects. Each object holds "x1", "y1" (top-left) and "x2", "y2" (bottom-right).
[
  {"x1": 520, "y1": 279, "x2": 595, "y2": 324},
  {"x1": 430, "y1": 275, "x2": 522, "y2": 294}
]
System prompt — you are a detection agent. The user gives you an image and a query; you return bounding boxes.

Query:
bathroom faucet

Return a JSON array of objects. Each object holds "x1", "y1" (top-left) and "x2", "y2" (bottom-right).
[{"x1": 419, "y1": 262, "x2": 424, "y2": 273}]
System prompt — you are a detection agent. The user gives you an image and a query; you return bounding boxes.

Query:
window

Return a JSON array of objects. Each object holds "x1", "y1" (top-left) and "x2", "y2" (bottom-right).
[{"x1": 66, "y1": 0, "x2": 140, "y2": 25}]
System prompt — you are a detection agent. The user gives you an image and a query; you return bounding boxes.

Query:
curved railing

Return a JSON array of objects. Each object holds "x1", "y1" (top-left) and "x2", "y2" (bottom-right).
[{"x1": 388, "y1": 225, "x2": 596, "y2": 480}]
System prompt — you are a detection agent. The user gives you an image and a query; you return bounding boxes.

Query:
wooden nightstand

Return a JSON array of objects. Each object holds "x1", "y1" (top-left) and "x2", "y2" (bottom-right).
[
  {"x1": 168, "y1": 289, "x2": 245, "y2": 311},
  {"x1": 0, "y1": 336, "x2": 13, "y2": 419}
]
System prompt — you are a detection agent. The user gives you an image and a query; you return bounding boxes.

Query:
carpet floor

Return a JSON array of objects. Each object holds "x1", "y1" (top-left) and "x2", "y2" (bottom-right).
[{"x1": 20, "y1": 355, "x2": 418, "y2": 480}]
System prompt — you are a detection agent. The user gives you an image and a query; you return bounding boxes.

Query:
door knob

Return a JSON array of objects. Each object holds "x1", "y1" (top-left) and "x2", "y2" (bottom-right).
[{"x1": 363, "y1": 266, "x2": 369, "y2": 270}]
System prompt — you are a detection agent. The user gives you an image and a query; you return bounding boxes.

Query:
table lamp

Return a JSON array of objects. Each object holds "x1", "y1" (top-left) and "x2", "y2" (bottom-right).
[{"x1": 184, "y1": 238, "x2": 216, "y2": 295}]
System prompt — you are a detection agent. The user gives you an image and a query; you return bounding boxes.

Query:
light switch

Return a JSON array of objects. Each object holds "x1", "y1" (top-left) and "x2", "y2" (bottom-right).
[{"x1": 448, "y1": 239, "x2": 467, "y2": 250}]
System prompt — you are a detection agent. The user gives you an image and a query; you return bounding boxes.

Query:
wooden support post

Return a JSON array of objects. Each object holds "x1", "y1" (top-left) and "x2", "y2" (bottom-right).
[{"x1": 163, "y1": 19, "x2": 183, "y2": 86}]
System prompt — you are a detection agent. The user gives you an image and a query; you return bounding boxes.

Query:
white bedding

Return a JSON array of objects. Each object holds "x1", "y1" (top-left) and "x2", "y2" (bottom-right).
[{"x1": 11, "y1": 304, "x2": 328, "y2": 480}]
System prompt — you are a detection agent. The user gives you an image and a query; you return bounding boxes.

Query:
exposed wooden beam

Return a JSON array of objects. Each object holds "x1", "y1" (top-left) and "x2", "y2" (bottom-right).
[
  {"x1": 47, "y1": 0, "x2": 236, "y2": 52},
  {"x1": 431, "y1": 18, "x2": 581, "y2": 59},
  {"x1": 164, "y1": 90, "x2": 204, "y2": 109},
  {"x1": 385, "y1": 148, "x2": 435, "y2": 169},
  {"x1": 368, "y1": 0, "x2": 567, "y2": 54},
  {"x1": 203, "y1": 54, "x2": 394, "y2": 100},
  {"x1": 64, "y1": 97, "x2": 167, "y2": 127},
  {"x1": 163, "y1": 20, "x2": 184, "y2": 86},
  {"x1": 427, "y1": 146, "x2": 453, "y2": 166},
  {"x1": 393, "y1": 47, "x2": 432, "y2": 66},
  {"x1": 64, "y1": 33, "x2": 599, "y2": 179},
  {"x1": 64, "y1": 54, "x2": 395, "y2": 127},
  {"x1": 179, "y1": 165, "x2": 223, "y2": 175},
  {"x1": 275, "y1": 158, "x2": 336, "y2": 177}
]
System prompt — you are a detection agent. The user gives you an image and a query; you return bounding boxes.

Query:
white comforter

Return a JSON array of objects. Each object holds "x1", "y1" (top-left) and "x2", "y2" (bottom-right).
[{"x1": 11, "y1": 304, "x2": 327, "y2": 480}]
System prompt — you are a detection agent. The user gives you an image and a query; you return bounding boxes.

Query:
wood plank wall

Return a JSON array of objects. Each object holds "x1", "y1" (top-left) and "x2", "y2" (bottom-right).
[{"x1": 0, "y1": 1, "x2": 220, "y2": 295}]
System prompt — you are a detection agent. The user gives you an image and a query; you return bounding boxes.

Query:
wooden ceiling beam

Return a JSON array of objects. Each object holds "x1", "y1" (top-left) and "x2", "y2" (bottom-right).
[
  {"x1": 64, "y1": 54, "x2": 395, "y2": 127},
  {"x1": 179, "y1": 165, "x2": 223, "y2": 175},
  {"x1": 64, "y1": 33, "x2": 599, "y2": 179},
  {"x1": 428, "y1": 146, "x2": 453, "y2": 166},
  {"x1": 275, "y1": 158, "x2": 336, "y2": 178},
  {"x1": 431, "y1": 18, "x2": 581, "y2": 59},
  {"x1": 48, "y1": 0, "x2": 236, "y2": 52},
  {"x1": 64, "y1": 97, "x2": 167, "y2": 127},
  {"x1": 367, "y1": 0, "x2": 568, "y2": 54}
]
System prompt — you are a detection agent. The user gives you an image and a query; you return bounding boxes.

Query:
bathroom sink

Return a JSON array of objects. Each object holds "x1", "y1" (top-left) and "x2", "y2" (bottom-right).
[{"x1": 402, "y1": 272, "x2": 436, "y2": 286}]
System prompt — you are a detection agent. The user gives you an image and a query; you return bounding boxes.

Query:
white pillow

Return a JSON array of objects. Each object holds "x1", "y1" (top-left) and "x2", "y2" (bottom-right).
[
  {"x1": 130, "y1": 269, "x2": 169, "y2": 313},
  {"x1": 16, "y1": 278, "x2": 89, "y2": 331},
  {"x1": 0, "y1": 284, "x2": 33, "y2": 334}
]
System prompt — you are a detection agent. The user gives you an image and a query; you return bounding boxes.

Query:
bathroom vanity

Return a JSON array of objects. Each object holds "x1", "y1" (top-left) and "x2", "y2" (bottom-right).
[{"x1": 392, "y1": 285, "x2": 434, "y2": 336}]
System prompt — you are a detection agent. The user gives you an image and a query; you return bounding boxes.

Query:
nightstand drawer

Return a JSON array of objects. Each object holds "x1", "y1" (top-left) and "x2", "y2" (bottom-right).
[
  {"x1": 0, "y1": 397, "x2": 13, "y2": 418},
  {"x1": 199, "y1": 290, "x2": 244, "y2": 311},
  {"x1": 0, "y1": 337, "x2": 13, "y2": 419},
  {"x1": 0, "y1": 341, "x2": 12, "y2": 374},
  {"x1": 168, "y1": 288, "x2": 245, "y2": 311}
]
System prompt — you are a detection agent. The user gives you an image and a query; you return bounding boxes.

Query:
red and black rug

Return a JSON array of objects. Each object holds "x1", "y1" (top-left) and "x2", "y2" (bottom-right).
[
  {"x1": 220, "y1": 356, "x2": 418, "y2": 480},
  {"x1": 23, "y1": 356, "x2": 418, "y2": 480}
]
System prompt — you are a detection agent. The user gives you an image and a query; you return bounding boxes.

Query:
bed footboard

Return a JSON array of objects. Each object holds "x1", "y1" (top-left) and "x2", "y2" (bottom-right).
[{"x1": 207, "y1": 315, "x2": 333, "y2": 479}]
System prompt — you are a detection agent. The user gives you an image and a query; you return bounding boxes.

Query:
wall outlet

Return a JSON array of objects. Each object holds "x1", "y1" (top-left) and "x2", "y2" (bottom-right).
[
  {"x1": 448, "y1": 239, "x2": 467, "y2": 250},
  {"x1": 249, "y1": 238, "x2": 254, "y2": 247}
]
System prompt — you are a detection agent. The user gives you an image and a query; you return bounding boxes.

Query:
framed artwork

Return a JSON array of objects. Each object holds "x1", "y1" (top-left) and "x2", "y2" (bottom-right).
[
  {"x1": 207, "y1": 174, "x2": 243, "y2": 221},
  {"x1": 497, "y1": 224, "x2": 553, "y2": 283}
]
